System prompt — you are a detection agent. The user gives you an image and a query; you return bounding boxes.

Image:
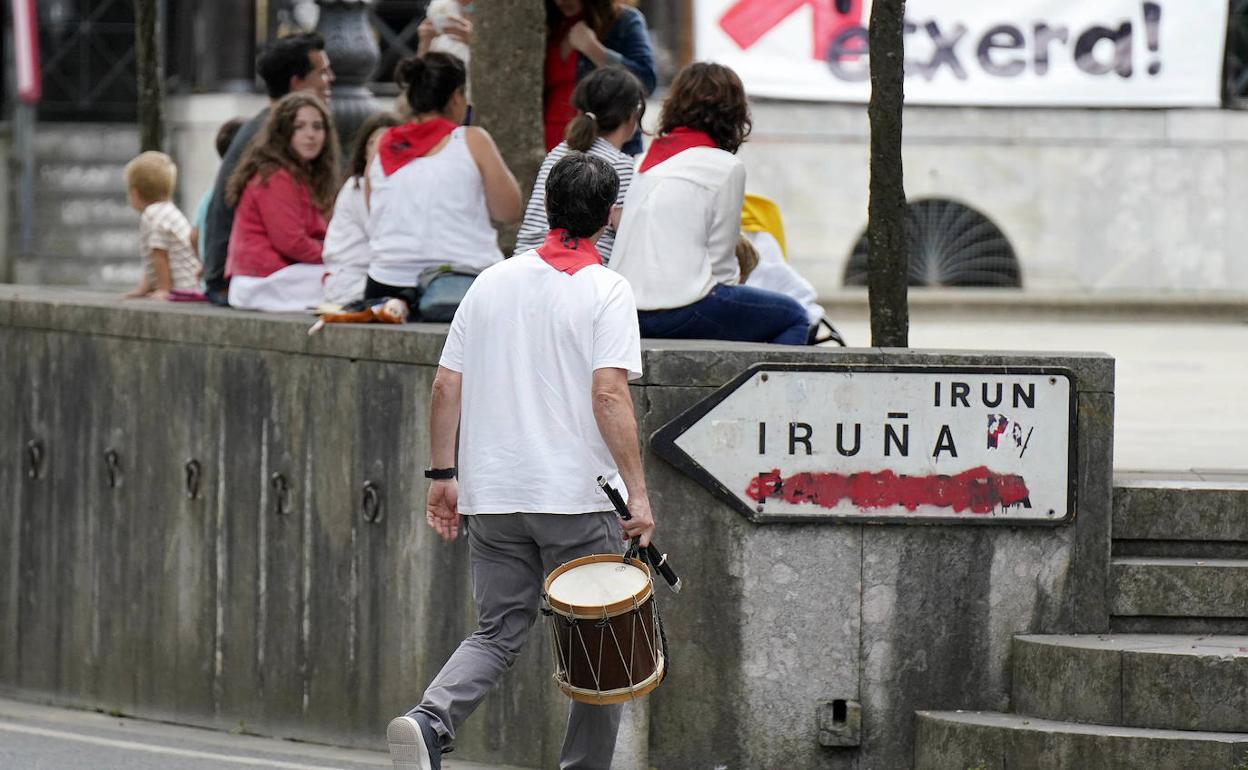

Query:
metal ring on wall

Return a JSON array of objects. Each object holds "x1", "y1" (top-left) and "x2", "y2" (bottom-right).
[
  {"x1": 270, "y1": 472, "x2": 290, "y2": 515},
  {"x1": 361, "y1": 480, "x2": 383, "y2": 524},
  {"x1": 25, "y1": 439, "x2": 44, "y2": 480},
  {"x1": 185, "y1": 459, "x2": 202, "y2": 500},
  {"x1": 104, "y1": 448, "x2": 121, "y2": 489}
]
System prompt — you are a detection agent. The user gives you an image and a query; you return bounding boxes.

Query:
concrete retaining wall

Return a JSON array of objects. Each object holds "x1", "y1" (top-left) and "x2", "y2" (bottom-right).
[
  {"x1": 0, "y1": 286, "x2": 1115, "y2": 769},
  {"x1": 738, "y1": 102, "x2": 1248, "y2": 295}
]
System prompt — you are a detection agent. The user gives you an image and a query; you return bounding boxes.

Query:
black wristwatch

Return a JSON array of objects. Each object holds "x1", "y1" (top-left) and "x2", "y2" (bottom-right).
[{"x1": 424, "y1": 467, "x2": 457, "y2": 480}]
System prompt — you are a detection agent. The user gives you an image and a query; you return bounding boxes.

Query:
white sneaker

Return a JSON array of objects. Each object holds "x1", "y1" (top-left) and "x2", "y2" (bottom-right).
[{"x1": 387, "y1": 714, "x2": 440, "y2": 770}]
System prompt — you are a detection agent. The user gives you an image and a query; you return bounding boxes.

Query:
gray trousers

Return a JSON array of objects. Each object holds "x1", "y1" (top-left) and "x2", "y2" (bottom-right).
[{"x1": 410, "y1": 510, "x2": 625, "y2": 770}]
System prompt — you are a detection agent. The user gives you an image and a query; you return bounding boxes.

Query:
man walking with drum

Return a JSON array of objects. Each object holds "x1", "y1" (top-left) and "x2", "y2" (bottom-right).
[{"x1": 387, "y1": 152, "x2": 656, "y2": 770}]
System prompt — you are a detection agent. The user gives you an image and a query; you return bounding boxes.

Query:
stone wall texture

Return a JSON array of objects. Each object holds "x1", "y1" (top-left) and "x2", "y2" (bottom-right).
[
  {"x1": 0, "y1": 287, "x2": 1115, "y2": 769},
  {"x1": 735, "y1": 103, "x2": 1248, "y2": 296}
]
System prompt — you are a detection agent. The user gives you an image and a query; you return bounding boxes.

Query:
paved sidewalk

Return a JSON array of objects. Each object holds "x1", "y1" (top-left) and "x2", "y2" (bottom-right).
[
  {"x1": 0, "y1": 697, "x2": 527, "y2": 770},
  {"x1": 832, "y1": 314, "x2": 1248, "y2": 475}
]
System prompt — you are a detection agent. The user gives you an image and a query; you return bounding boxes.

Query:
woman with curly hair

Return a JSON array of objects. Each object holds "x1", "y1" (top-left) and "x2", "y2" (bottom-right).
[
  {"x1": 225, "y1": 92, "x2": 340, "y2": 311},
  {"x1": 611, "y1": 62, "x2": 812, "y2": 345}
]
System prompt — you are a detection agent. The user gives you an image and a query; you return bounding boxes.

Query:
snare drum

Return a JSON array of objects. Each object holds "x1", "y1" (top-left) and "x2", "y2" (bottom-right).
[{"x1": 543, "y1": 553, "x2": 666, "y2": 705}]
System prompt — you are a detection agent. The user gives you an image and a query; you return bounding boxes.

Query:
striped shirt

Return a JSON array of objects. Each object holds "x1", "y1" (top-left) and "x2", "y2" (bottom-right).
[
  {"x1": 513, "y1": 138, "x2": 634, "y2": 264},
  {"x1": 139, "y1": 200, "x2": 200, "y2": 291}
]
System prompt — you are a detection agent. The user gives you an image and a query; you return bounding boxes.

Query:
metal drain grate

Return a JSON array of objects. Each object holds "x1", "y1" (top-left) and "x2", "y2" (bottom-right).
[{"x1": 843, "y1": 198, "x2": 1022, "y2": 288}]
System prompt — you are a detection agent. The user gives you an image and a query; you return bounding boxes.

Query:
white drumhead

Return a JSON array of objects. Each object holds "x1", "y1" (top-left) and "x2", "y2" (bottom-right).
[{"x1": 548, "y1": 561, "x2": 649, "y2": 607}]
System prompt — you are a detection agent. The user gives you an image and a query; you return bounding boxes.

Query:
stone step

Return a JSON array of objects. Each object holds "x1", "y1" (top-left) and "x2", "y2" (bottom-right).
[
  {"x1": 1114, "y1": 539, "x2": 1248, "y2": 559},
  {"x1": 914, "y1": 710, "x2": 1248, "y2": 770},
  {"x1": 33, "y1": 227, "x2": 138, "y2": 263},
  {"x1": 1112, "y1": 557, "x2": 1248, "y2": 618},
  {"x1": 1114, "y1": 481, "x2": 1248, "y2": 542},
  {"x1": 1112, "y1": 616, "x2": 1248, "y2": 635},
  {"x1": 1012, "y1": 634, "x2": 1248, "y2": 732},
  {"x1": 33, "y1": 124, "x2": 140, "y2": 162},
  {"x1": 13, "y1": 256, "x2": 141, "y2": 288},
  {"x1": 38, "y1": 162, "x2": 130, "y2": 195},
  {"x1": 34, "y1": 196, "x2": 138, "y2": 229}
]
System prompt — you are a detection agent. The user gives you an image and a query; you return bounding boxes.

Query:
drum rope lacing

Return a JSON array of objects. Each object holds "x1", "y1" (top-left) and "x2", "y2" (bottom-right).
[{"x1": 545, "y1": 556, "x2": 669, "y2": 699}]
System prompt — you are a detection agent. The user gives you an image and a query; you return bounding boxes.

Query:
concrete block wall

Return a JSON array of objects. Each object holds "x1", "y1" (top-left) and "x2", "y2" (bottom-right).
[
  {"x1": 0, "y1": 287, "x2": 1116, "y2": 769},
  {"x1": 736, "y1": 103, "x2": 1248, "y2": 296}
]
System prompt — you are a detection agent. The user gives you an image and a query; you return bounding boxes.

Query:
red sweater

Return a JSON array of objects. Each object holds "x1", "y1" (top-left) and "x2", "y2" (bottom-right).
[{"x1": 226, "y1": 168, "x2": 326, "y2": 279}]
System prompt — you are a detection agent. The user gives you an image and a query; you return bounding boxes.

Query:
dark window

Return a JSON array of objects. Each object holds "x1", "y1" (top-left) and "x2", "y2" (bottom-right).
[
  {"x1": 369, "y1": 0, "x2": 429, "y2": 91},
  {"x1": 843, "y1": 198, "x2": 1022, "y2": 288},
  {"x1": 36, "y1": 0, "x2": 138, "y2": 121}
]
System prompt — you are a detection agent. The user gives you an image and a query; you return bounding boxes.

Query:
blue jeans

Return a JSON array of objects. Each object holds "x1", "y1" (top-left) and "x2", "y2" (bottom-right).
[{"x1": 639, "y1": 284, "x2": 811, "y2": 346}]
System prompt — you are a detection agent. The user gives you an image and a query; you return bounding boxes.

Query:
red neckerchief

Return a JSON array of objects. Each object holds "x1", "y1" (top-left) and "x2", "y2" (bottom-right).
[
  {"x1": 536, "y1": 228, "x2": 601, "y2": 275},
  {"x1": 379, "y1": 118, "x2": 458, "y2": 176},
  {"x1": 638, "y1": 127, "x2": 717, "y2": 172}
]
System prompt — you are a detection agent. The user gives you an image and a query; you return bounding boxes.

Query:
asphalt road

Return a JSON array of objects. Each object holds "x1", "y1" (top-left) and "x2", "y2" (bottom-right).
[{"x1": 0, "y1": 697, "x2": 521, "y2": 770}]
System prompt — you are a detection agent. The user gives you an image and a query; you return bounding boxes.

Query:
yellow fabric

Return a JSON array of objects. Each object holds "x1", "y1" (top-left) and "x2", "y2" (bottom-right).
[{"x1": 740, "y1": 194, "x2": 787, "y2": 259}]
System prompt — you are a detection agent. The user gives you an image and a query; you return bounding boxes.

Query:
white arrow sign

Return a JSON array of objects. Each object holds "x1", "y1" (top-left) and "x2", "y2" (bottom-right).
[{"x1": 651, "y1": 364, "x2": 1076, "y2": 525}]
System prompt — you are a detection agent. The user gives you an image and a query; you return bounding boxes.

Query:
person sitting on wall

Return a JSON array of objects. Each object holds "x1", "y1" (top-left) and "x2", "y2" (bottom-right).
[
  {"x1": 514, "y1": 66, "x2": 645, "y2": 265},
  {"x1": 610, "y1": 62, "x2": 813, "y2": 346},
  {"x1": 224, "y1": 93, "x2": 340, "y2": 312},
  {"x1": 740, "y1": 194, "x2": 846, "y2": 346},
  {"x1": 320, "y1": 111, "x2": 402, "y2": 308},
  {"x1": 363, "y1": 53, "x2": 521, "y2": 320},
  {"x1": 189, "y1": 118, "x2": 244, "y2": 263},
  {"x1": 201, "y1": 33, "x2": 335, "y2": 307},
  {"x1": 122, "y1": 151, "x2": 202, "y2": 300}
]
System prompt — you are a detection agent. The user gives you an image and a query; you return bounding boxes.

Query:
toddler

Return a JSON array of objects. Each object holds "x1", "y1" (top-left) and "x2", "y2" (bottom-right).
[{"x1": 123, "y1": 151, "x2": 201, "y2": 299}]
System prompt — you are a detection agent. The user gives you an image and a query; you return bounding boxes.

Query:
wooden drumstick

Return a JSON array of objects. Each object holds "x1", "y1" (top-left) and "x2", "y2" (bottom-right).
[{"x1": 597, "y1": 476, "x2": 682, "y2": 593}]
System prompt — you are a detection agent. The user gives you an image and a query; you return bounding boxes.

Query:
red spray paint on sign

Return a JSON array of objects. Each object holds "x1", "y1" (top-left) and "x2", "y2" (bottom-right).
[{"x1": 745, "y1": 466, "x2": 1031, "y2": 514}]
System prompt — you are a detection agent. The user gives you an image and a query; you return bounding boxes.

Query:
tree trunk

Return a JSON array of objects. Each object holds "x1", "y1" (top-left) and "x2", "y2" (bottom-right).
[
  {"x1": 468, "y1": 0, "x2": 546, "y2": 253},
  {"x1": 866, "y1": 0, "x2": 909, "y2": 347},
  {"x1": 134, "y1": 0, "x2": 165, "y2": 152}
]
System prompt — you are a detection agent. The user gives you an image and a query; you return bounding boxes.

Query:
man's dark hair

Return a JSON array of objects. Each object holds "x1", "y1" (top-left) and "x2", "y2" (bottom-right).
[
  {"x1": 545, "y1": 153, "x2": 619, "y2": 239},
  {"x1": 255, "y1": 33, "x2": 325, "y2": 99}
]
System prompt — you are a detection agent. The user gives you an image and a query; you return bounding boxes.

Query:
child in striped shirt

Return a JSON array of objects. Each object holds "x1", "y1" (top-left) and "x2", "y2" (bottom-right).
[
  {"x1": 513, "y1": 66, "x2": 644, "y2": 265},
  {"x1": 123, "y1": 151, "x2": 202, "y2": 299}
]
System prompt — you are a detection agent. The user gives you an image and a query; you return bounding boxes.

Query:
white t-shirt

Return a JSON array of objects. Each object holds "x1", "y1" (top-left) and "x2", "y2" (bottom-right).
[
  {"x1": 367, "y1": 126, "x2": 502, "y2": 287},
  {"x1": 610, "y1": 147, "x2": 746, "y2": 310},
  {"x1": 439, "y1": 249, "x2": 643, "y2": 515},
  {"x1": 321, "y1": 178, "x2": 370, "y2": 305}
]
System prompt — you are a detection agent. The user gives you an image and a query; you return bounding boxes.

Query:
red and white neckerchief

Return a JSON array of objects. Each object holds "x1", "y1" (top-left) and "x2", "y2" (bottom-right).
[
  {"x1": 637, "y1": 127, "x2": 717, "y2": 173},
  {"x1": 536, "y1": 228, "x2": 602, "y2": 275},
  {"x1": 378, "y1": 118, "x2": 458, "y2": 176}
]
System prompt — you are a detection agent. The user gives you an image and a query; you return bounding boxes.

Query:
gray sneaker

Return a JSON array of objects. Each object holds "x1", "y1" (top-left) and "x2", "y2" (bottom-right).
[{"x1": 387, "y1": 713, "x2": 441, "y2": 770}]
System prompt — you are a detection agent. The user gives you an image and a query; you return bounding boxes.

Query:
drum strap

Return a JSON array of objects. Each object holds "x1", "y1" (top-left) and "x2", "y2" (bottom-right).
[
  {"x1": 632, "y1": 547, "x2": 671, "y2": 682},
  {"x1": 651, "y1": 593, "x2": 670, "y2": 681}
]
